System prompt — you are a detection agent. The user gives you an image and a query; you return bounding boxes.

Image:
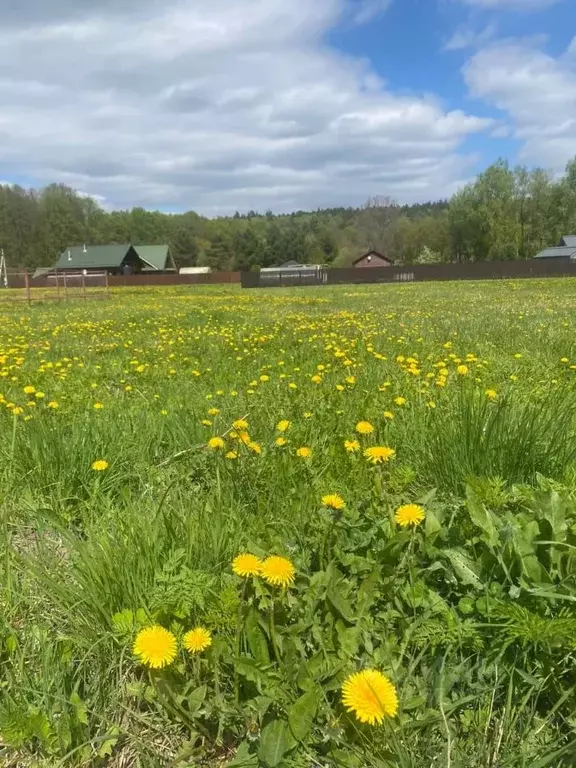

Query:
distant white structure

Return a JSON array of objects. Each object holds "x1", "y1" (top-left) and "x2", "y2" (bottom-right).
[
  {"x1": 179, "y1": 266, "x2": 211, "y2": 275},
  {"x1": 259, "y1": 262, "x2": 327, "y2": 285},
  {"x1": 260, "y1": 261, "x2": 325, "y2": 274}
]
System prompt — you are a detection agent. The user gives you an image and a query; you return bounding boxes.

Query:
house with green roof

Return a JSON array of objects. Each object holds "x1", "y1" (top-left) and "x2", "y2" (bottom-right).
[
  {"x1": 133, "y1": 245, "x2": 177, "y2": 272},
  {"x1": 48, "y1": 243, "x2": 176, "y2": 276}
]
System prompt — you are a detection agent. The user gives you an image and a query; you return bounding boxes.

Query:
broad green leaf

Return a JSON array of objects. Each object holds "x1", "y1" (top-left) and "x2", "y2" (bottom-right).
[
  {"x1": 356, "y1": 568, "x2": 380, "y2": 613},
  {"x1": 402, "y1": 694, "x2": 427, "y2": 710},
  {"x1": 257, "y1": 719, "x2": 296, "y2": 767},
  {"x1": 288, "y1": 689, "x2": 319, "y2": 742},
  {"x1": 328, "y1": 748, "x2": 362, "y2": 767},
  {"x1": 187, "y1": 684, "x2": 207, "y2": 715},
  {"x1": 533, "y1": 489, "x2": 567, "y2": 540},
  {"x1": 227, "y1": 741, "x2": 259, "y2": 767},
  {"x1": 235, "y1": 657, "x2": 272, "y2": 693},
  {"x1": 424, "y1": 507, "x2": 442, "y2": 537},
  {"x1": 70, "y1": 692, "x2": 88, "y2": 726},
  {"x1": 327, "y1": 587, "x2": 355, "y2": 623},
  {"x1": 443, "y1": 549, "x2": 483, "y2": 589},
  {"x1": 245, "y1": 607, "x2": 270, "y2": 664},
  {"x1": 336, "y1": 623, "x2": 360, "y2": 657},
  {"x1": 466, "y1": 485, "x2": 498, "y2": 547},
  {"x1": 98, "y1": 728, "x2": 121, "y2": 759}
]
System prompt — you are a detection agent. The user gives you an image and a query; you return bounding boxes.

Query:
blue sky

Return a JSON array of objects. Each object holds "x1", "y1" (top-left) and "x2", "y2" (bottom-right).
[{"x1": 0, "y1": 0, "x2": 574, "y2": 214}]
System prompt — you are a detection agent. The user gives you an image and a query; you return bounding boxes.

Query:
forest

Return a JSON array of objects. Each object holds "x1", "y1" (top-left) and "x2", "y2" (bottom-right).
[{"x1": 2, "y1": 158, "x2": 576, "y2": 271}]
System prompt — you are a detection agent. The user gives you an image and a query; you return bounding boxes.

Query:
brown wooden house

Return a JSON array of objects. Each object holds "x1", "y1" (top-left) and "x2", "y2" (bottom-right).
[{"x1": 353, "y1": 250, "x2": 393, "y2": 268}]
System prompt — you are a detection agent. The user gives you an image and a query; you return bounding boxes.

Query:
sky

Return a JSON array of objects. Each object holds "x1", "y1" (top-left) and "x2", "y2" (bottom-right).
[{"x1": 0, "y1": 0, "x2": 574, "y2": 215}]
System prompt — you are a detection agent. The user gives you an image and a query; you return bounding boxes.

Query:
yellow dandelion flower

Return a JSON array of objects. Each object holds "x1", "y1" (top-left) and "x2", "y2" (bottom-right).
[
  {"x1": 232, "y1": 553, "x2": 262, "y2": 577},
  {"x1": 457, "y1": 365, "x2": 469, "y2": 376},
  {"x1": 260, "y1": 556, "x2": 296, "y2": 588},
  {"x1": 336, "y1": 384, "x2": 345, "y2": 392},
  {"x1": 93, "y1": 402, "x2": 104, "y2": 410},
  {"x1": 35, "y1": 391, "x2": 45, "y2": 399},
  {"x1": 275, "y1": 436, "x2": 288, "y2": 446},
  {"x1": 208, "y1": 436, "x2": 225, "y2": 450},
  {"x1": 47, "y1": 401, "x2": 59, "y2": 409},
  {"x1": 485, "y1": 389, "x2": 497, "y2": 400},
  {"x1": 133, "y1": 625, "x2": 177, "y2": 669},
  {"x1": 201, "y1": 419, "x2": 212, "y2": 426},
  {"x1": 394, "y1": 397, "x2": 407, "y2": 406},
  {"x1": 183, "y1": 627, "x2": 212, "y2": 654},
  {"x1": 296, "y1": 446, "x2": 312, "y2": 458},
  {"x1": 395, "y1": 504, "x2": 425, "y2": 527},
  {"x1": 91, "y1": 460, "x2": 109, "y2": 471},
  {"x1": 225, "y1": 450, "x2": 238, "y2": 460},
  {"x1": 344, "y1": 439, "x2": 360, "y2": 453},
  {"x1": 276, "y1": 419, "x2": 291, "y2": 432},
  {"x1": 364, "y1": 446, "x2": 396, "y2": 465},
  {"x1": 12, "y1": 407, "x2": 24, "y2": 416},
  {"x1": 233, "y1": 419, "x2": 248, "y2": 430},
  {"x1": 355, "y1": 421, "x2": 374, "y2": 435},
  {"x1": 322, "y1": 494, "x2": 345, "y2": 510},
  {"x1": 248, "y1": 441, "x2": 262, "y2": 454},
  {"x1": 303, "y1": 411, "x2": 313, "y2": 419},
  {"x1": 23, "y1": 385, "x2": 36, "y2": 395},
  {"x1": 342, "y1": 670, "x2": 398, "y2": 725},
  {"x1": 383, "y1": 411, "x2": 394, "y2": 420},
  {"x1": 208, "y1": 407, "x2": 220, "y2": 416}
]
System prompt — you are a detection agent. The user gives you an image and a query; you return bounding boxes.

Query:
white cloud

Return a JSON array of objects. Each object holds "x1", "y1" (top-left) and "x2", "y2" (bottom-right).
[
  {"x1": 465, "y1": 37, "x2": 576, "y2": 170},
  {"x1": 490, "y1": 124, "x2": 512, "y2": 138},
  {"x1": 457, "y1": 0, "x2": 562, "y2": 9},
  {"x1": 352, "y1": 0, "x2": 392, "y2": 25},
  {"x1": 0, "y1": 0, "x2": 492, "y2": 214},
  {"x1": 444, "y1": 23, "x2": 497, "y2": 51}
]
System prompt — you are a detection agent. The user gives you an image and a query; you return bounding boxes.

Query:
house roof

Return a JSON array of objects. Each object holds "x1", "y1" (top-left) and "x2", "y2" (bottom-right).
[
  {"x1": 55, "y1": 244, "x2": 133, "y2": 270},
  {"x1": 353, "y1": 250, "x2": 393, "y2": 265},
  {"x1": 560, "y1": 236, "x2": 576, "y2": 247},
  {"x1": 534, "y1": 246, "x2": 576, "y2": 259},
  {"x1": 133, "y1": 244, "x2": 175, "y2": 271}
]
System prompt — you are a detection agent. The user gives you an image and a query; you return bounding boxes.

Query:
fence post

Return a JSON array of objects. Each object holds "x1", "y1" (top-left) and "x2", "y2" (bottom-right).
[
  {"x1": 63, "y1": 271, "x2": 68, "y2": 299},
  {"x1": 105, "y1": 271, "x2": 109, "y2": 299},
  {"x1": 81, "y1": 272, "x2": 86, "y2": 300},
  {"x1": 24, "y1": 270, "x2": 31, "y2": 306},
  {"x1": 56, "y1": 271, "x2": 61, "y2": 301}
]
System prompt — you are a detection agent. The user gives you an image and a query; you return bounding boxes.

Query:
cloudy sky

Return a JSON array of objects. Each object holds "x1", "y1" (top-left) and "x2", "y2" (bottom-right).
[{"x1": 1, "y1": 0, "x2": 574, "y2": 214}]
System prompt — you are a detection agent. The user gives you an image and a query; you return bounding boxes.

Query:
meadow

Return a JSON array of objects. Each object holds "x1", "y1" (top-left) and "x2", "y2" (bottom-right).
[{"x1": 1, "y1": 279, "x2": 576, "y2": 767}]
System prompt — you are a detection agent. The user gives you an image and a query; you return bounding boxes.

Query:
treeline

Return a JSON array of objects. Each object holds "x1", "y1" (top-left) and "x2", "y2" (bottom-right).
[{"x1": 2, "y1": 158, "x2": 576, "y2": 270}]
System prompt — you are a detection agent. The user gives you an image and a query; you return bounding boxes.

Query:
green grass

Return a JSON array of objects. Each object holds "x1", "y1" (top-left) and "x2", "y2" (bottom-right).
[{"x1": 1, "y1": 279, "x2": 576, "y2": 766}]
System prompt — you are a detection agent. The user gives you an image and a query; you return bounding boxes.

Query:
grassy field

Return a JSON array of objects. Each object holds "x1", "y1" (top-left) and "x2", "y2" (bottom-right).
[{"x1": 1, "y1": 279, "x2": 576, "y2": 767}]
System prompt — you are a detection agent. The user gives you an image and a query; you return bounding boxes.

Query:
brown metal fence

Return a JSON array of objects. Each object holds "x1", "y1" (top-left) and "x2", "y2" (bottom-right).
[
  {"x1": 241, "y1": 259, "x2": 576, "y2": 288},
  {"x1": 108, "y1": 271, "x2": 240, "y2": 287}
]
